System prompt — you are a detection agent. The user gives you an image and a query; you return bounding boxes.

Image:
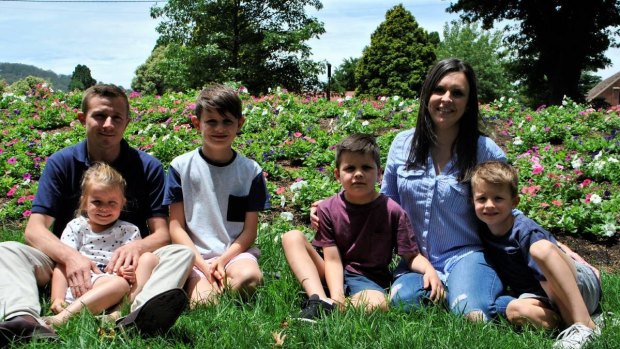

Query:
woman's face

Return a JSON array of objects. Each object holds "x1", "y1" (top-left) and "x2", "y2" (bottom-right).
[{"x1": 427, "y1": 71, "x2": 470, "y2": 133}]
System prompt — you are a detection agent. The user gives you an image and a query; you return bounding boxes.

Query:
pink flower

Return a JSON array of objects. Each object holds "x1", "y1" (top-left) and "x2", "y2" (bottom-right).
[
  {"x1": 22, "y1": 210, "x2": 31, "y2": 217},
  {"x1": 276, "y1": 187, "x2": 286, "y2": 195},
  {"x1": 17, "y1": 196, "x2": 26, "y2": 204},
  {"x1": 552, "y1": 200, "x2": 562, "y2": 207},
  {"x1": 293, "y1": 132, "x2": 302, "y2": 138},
  {"x1": 580, "y1": 179, "x2": 592, "y2": 188},
  {"x1": 585, "y1": 193, "x2": 592, "y2": 204},
  {"x1": 526, "y1": 115, "x2": 533, "y2": 122},
  {"x1": 532, "y1": 164, "x2": 544, "y2": 175},
  {"x1": 556, "y1": 164, "x2": 564, "y2": 170},
  {"x1": 7, "y1": 187, "x2": 16, "y2": 197},
  {"x1": 27, "y1": 195, "x2": 35, "y2": 201},
  {"x1": 23, "y1": 173, "x2": 31, "y2": 180},
  {"x1": 521, "y1": 185, "x2": 541, "y2": 196},
  {"x1": 540, "y1": 202, "x2": 550, "y2": 208},
  {"x1": 7, "y1": 157, "x2": 16, "y2": 165}
]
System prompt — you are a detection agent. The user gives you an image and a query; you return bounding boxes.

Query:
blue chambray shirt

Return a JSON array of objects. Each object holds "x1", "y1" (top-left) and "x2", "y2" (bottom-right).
[{"x1": 381, "y1": 128, "x2": 506, "y2": 281}]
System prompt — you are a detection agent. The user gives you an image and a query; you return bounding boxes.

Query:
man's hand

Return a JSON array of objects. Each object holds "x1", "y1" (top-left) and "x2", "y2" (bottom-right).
[
  {"x1": 105, "y1": 241, "x2": 142, "y2": 275},
  {"x1": 65, "y1": 254, "x2": 100, "y2": 298}
]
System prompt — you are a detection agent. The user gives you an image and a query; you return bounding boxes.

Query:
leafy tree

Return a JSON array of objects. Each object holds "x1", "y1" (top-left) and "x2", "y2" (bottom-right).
[
  {"x1": 355, "y1": 4, "x2": 436, "y2": 99},
  {"x1": 149, "y1": 0, "x2": 325, "y2": 94},
  {"x1": 132, "y1": 44, "x2": 193, "y2": 95},
  {"x1": 68, "y1": 64, "x2": 96, "y2": 91},
  {"x1": 436, "y1": 20, "x2": 513, "y2": 102},
  {"x1": 0, "y1": 63, "x2": 70, "y2": 91},
  {"x1": 448, "y1": 0, "x2": 620, "y2": 105},
  {"x1": 331, "y1": 57, "x2": 359, "y2": 93}
]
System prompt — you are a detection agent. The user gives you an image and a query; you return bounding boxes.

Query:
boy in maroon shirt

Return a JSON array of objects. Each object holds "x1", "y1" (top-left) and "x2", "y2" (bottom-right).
[{"x1": 281, "y1": 134, "x2": 443, "y2": 322}]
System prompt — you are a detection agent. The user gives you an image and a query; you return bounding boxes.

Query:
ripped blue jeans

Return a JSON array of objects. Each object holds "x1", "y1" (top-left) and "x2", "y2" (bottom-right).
[{"x1": 390, "y1": 251, "x2": 503, "y2": 321}]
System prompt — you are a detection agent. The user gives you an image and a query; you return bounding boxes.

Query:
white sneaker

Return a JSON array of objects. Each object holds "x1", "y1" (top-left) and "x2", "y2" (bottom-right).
[{"x1": 553, "y1": 324, "x2": 600, "y2": 349}]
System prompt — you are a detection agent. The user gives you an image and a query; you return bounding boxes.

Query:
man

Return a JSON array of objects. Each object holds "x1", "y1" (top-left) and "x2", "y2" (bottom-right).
[{"x1": 0, "y1": 84, "x2": 194, "y2": 346}]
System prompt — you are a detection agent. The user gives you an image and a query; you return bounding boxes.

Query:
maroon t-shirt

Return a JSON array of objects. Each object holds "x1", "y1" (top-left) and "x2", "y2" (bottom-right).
[{"x1": 313, "y1": 192, "x2": 419, "y2": 287}]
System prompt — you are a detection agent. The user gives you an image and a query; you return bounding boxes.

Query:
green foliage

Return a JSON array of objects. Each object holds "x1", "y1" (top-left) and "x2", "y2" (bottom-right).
[
  {"x1": 355, "y1": 4, "x2": 436, "y2": 99},
  {"x1": 68, "y1": 64, "x2": 97, "y2": 91},
  {"x1": 148, "y1": 0, "x2": 325, "y2": 94},
  {"x1": 131, "y1": 44, "x2": 193, "y2": 95},
  {"x1": 436, "y1": 20, "x2": 513, "y2": 102},
  {"x1": 8, "y1": 75, "x2": 51, "y2": 95},
  {"x1": 331, "y1": 57, "x2": 359, "y2": 93},
  {"x1": 0, "y1": 62, "x2": 70, "y2": 91},
  {"x1": 448, "y1": 0, "x2": 620, "y2": 106}
]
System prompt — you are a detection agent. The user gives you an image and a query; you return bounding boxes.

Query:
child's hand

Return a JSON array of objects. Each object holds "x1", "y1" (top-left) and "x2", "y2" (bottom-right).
[
  {"x1": 50, "y1": 298, "x2": 67, "y2": 314},
  {"x1": 309, "y1": 200, "x2": 324, "y2": 230},
  {"x1": 118, "y1": 265, "x2": 136, "y2": 284},
  {"x1": 423, "y1": 268, "x2": 445, "y2": 303},
  {"x1": 207, "y1": 258, "x2": 226, "y2": 288}
]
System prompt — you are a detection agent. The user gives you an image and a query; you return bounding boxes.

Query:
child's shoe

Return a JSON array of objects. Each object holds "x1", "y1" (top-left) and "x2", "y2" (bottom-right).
[
  {"x1": 553, "y1": 323, "x2": 600, "y2": 349},
  {"x1": 297, "y1": 294, "x2": 334, "y2": 323}
]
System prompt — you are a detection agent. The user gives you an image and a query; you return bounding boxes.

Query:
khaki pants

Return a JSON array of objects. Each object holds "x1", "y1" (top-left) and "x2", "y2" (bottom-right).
[{"x1": 0, "y1": 241, "x2": 194, "y2": 320}]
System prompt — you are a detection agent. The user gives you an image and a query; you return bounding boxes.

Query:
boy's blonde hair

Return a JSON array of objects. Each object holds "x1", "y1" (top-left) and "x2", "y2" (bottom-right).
[
  {"x1": 335, "y1": 133, "x2": 381, "y2": 169},
  {"x1": 470, "y1": 161, "x2": 519, "y2": 197},
  {"x1": 77, "y1": 162, "x2": 126, "y2": 217},
  {"x1": 195, "y1": 84, "x2": 242, "y2": 120}
]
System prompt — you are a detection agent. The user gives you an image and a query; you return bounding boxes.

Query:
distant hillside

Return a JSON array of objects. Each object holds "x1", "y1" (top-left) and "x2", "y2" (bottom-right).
[{"x1": 0, "y1": 62, "x2": 71, "y2": 91}]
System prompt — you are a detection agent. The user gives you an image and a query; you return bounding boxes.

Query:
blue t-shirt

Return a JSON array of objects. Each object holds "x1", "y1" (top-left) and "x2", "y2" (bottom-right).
[
  {"x1": 479, "y1": 213, "x2": 558, "y2": 296},
  {"x1": 31, "y1": 140, "x2": 168, "y2": 237}
]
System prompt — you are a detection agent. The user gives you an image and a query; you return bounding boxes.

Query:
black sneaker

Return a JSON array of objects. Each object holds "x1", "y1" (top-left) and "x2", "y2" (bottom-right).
[{"x1": 297, "y1": 294, "x2": 334, "y2": 323}]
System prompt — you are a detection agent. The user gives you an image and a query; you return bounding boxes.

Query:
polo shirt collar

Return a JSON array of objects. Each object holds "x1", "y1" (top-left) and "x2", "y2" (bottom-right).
[{"x1": 74, "y1": 139, "x2": 130, "y2": 166}]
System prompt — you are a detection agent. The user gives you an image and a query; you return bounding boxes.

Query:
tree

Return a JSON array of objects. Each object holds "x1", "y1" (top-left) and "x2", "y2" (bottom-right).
[
  {"x1": 132, "y1": 44, "x2": 193, "y2": 95},
  {"x1": 355, "y1": 4, "x2": 436, "y2": 99},
  {"x1": 436, "y1": 20, "x2": 513, "y2": 102},
  {"x1": 331, "y1": 57, "x2": 359, "y2": 93},
  {"x1": 149, "y1": 0, "x2": 325, "y2": 94},
  {"x1": 68, "y1": 64, "x2": 96, "y2": 91},
  {"x1": 448, "y1": 0, "x2": 620, "y2": 105}
]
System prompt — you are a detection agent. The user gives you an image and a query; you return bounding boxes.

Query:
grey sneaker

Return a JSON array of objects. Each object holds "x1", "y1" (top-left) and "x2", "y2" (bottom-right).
[
  {"x1": 553, "y1": 324, "x2": 600, "y2": 349},
  {"x1": 297, "y1": 294, "x2": 334, "y2": 323}
]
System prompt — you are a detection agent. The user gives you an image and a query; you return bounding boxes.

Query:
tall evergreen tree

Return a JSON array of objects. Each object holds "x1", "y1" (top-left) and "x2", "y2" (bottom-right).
[
  {"x1": 68, "y1": 64, "x2": 96, "y2": 91},
  {"x1": 355, "y1": 4, "x2": 436, "y2": 99},
  {"x1": 149, "y1": 0, "x2": 325, "y2": 94},
  {"x1": 448, "y1": 0, "x2": 620, "y2": 105},
  {"x1": 331, "y1": 57, "x2": 359, "y2": 93}
]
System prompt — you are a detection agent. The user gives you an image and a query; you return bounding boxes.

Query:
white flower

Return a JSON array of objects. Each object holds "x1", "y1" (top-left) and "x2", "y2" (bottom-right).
[
  {"x1": 392, "y1": 96, "x2": 400, "y2": 101},
  {"x1": 361, "y1": 120, "x2": 369, "y2": 126},
  {"x1": 593, "y1": 151, "x2": 602, "y2": 161},
  {"x1": 280, "y1": 195, "x2": 286, "y2": 208},
  {"x1": 380, "y1": 96, "x2": 387, "y2": 101},
  {"x1": 590, "y1": 194, "x2": 602, "y2": 205},
  {"x1": 398, "y1": 101, "x2": 404, "y2": 108},
  {"x1": 280, "y1": 212, "x2": 294, "y2": 221},
  {"x1": 571, "y1": 157, "x2": 583, "y2": 169},
  {"x1": 513, "y1": 136, "x2": 523, "y2": 146},
  {"x1": 593, "y1": 161, "x2": 605, "y2": 171},
  {"x1": 608, "y1": 157, "x2": 619, "y2": 163},
  {"x1": 290, "y1": 180, "x2": 308, "y2": 192},
  {"x1": 345, "y1": 95, "x2": 352, "y2": 101},
  {"x1": 530, "y1": 125, "x2": 537, "y2": 132},
  {"x1": 601, "y1": 223, "x2": 617, "y2": 237},
  {"x1": 262, "y1": 109, "x2": 268, "y2": 116}
]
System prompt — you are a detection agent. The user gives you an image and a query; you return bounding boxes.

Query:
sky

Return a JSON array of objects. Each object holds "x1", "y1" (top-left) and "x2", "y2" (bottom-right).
[{"x1": 0, "y1": 0, "x2": 618, "y2": 89}]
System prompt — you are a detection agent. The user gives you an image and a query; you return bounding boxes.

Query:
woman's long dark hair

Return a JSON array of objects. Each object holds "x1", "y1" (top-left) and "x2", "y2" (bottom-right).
[{"x1": 406, "y1": 58, "x2": 482, "y2": 182}]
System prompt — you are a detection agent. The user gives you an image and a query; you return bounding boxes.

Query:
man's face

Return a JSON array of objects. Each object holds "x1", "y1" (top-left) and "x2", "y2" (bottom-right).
[{"x1": 78, "y1": 96, "x2": 130, "y2": 150}]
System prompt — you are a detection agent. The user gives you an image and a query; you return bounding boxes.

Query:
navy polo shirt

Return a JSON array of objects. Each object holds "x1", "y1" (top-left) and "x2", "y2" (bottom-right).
[{"x1": 31, "y1": 140, "x2": 168, "y2": 238}]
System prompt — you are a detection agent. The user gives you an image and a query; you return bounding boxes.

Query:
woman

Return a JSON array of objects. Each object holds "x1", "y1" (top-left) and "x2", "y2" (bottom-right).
[{"x1": 382, "y1": 58, "x2": 505, "y2": 321}]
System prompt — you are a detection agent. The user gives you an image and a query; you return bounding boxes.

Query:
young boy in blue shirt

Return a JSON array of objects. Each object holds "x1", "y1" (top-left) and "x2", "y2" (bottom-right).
[
  {"x1": 282, "y1": 134, "x2": 443, "y2": 322},
  {"x1": 164, "y1": 84, "x2": 269, "y2": 306},
  {"x1": 471, "y1": 161, "x2": 601, "y2": 349}
]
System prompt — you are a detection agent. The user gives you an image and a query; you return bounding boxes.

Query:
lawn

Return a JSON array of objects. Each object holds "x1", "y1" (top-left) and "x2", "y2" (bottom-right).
[{"x1": 0, "y1": 85, "x2": 618, "y2": 348}]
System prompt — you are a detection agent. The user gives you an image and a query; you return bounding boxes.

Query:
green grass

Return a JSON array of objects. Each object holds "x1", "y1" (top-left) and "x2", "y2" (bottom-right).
[{"x1": 2, "y1": 224, "x2": 619, "y2": 348}]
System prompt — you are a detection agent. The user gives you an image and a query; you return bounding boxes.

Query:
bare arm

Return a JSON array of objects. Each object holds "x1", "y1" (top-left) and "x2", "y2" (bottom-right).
[
  {"x1": 25, "y1": 213, "x2": 97, "y2": 297},
  {"x1": 406, "y1": 253, "x2": 445, "y2": 302},
  {"x1": 209, "y1": 211, "x2": 259, "y2": 285},
  {"x1": 323, "y1": 245, "x2": 345, "y2": 308},
  {"x1": 50, "y1": 266, "x2": 68, "y2": 314}
]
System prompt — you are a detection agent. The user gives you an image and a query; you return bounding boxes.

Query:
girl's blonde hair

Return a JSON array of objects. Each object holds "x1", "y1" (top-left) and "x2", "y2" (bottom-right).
[{"x1": 77, "y1": 162, "x2": 127, "y2": 217}]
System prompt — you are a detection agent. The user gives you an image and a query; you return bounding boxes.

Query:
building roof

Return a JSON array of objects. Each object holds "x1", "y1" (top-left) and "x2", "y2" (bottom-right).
[{"x1": 587, "y1": 70, "x2": 620, "y2": 101}]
